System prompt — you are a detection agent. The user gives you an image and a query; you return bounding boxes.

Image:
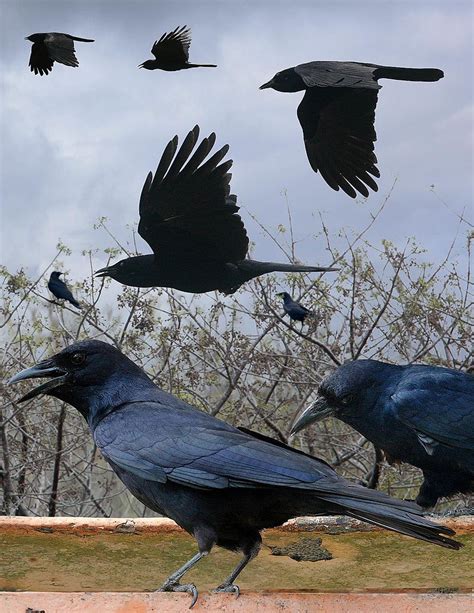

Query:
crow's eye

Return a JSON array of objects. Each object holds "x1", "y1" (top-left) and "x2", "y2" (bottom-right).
[
  {"x1": 340, "y1": 394, "x2": 355, "y2": 406},
  {"x1": 70, "y1": 352, "x2": 85, "y2": 365}
]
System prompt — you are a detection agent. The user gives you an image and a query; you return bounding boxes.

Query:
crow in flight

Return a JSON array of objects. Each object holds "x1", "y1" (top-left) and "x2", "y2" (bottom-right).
[
  {"x1": 25, "y1": 32, "x2": 94, "y2": 76},
  {"x1": 47, "y1": 271, "x2": 80, "y2": 309},
  {"x1": 291, "y1": 359, "x2": 474, "y2": 508},
  {"x1": 277, "y1": 291, "x2": 312, "y2": 323},
  {"x1": 260, "y1": 62, "x2": 444, "y2": 198},
  {"x1": 138, "y1": 26, "x2": 216, "y2": 71},
  {"x1": 95, "y1": 126, "x2": 337, "y2": 294},
  {"x1": 10, "y1": 340, "x2": 460, "y2": 606}
]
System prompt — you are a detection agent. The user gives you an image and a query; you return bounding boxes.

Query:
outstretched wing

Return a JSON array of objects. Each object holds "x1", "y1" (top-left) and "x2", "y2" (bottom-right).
[
  {"x1": 297, "y1": 84, "x2": 380, "y2": 199},
  {"x1": 392, "y1": 368, "x2": 474, "y2": 457},
  {"x1": 29, "y1": 42, "x2": 54, "y2": 75},
  {"x1": 44, "y1": 33, "x2": 79, "y2": 67},
  {"x1": 151, "y1": 26, "x2": 191, "y2": 63},
  {"x1": 138, "y1": 125, "x2": 249, "y2": 262}
]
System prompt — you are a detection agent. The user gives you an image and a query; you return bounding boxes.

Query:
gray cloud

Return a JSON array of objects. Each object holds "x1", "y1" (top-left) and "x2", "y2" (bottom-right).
[{"x1": 1, "y1": 0, "x2": 472, "y2": 283}]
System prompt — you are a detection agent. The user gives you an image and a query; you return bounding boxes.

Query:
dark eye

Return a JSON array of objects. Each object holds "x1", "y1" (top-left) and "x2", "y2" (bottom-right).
[
  {"x1": 70, "y1": 352, "x2": 85, "y2": 365},
  {"x1": 340, "y1": 394, "x2": 355, "y2": 406}
]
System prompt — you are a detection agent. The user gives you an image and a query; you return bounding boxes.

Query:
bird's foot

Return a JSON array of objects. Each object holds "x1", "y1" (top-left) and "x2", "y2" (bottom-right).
[
  {"x1": 213, "y1": 583, "x2": 240, "y2": 597},
  {"x1": 157, "y1": 581, "x2": 199, "y2": 608}
]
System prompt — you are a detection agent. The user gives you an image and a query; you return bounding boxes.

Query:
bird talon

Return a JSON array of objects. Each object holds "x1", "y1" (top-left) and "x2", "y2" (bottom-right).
[
  {"x1": 157, "y1": 581, "x2": 199, "y2": 608},
  {"x1": 213, "y1": 583, "x2": 240, "y2": 597}
]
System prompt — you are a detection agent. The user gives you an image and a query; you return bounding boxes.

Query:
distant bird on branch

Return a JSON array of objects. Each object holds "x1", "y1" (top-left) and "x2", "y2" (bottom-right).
[
  {"x1": 48, "y1": 271, "x2": 81, "y2": 309},
  {"x1": 277, "y1": 291, "x2": 312, "y2": 323}
]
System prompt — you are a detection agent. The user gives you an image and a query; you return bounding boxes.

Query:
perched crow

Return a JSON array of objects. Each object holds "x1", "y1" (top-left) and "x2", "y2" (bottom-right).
[
  {"x1": 291, "y1": 359, "x2": 474, "y2": 508},
  {"x1": 47, "y1": 271, "x2": 81, "y2": 309},
  {"x1": 277, "y1": 291, "x2": 312, "y2": 323},
  {"x1": 260, "y1": 62, "x2": 444, "y2": 198},
  {"x1": 25, "y1": 32, "x2": 94, "y2": 76},
  {"x1": 138, "y1": 26, "x2": 216, "y2": 71},
  {"x1": 95, "y1": 126, "x2": 337, "y2": 294},
  {"x1": 10, "y1": 341, "x2": 460, "y2": 606}
]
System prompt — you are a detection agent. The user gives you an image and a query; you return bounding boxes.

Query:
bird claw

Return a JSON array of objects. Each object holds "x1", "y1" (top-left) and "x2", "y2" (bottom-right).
[
  {"x1": 213, "y1": 583, "x2": 240, "y2": 597},
  {"x1": 157, "y1": 581, "x2": 199, "y2": 608}
]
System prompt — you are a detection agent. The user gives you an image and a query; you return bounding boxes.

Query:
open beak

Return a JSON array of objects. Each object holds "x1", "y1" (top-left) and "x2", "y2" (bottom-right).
[
  {"x1": 259, "y1": 79, "x2": 274, "y2": 90},
  {"x1": 290, "y1": 396, "x2": 335, "y2": 435},
  {"x1": 138, "y1": 63, "x2": 145, "y2": 69},
  {"x1": 94, "y1": 266, "x2": 111, "y2": 278},
  {"x1": 8, "y1": 359, "x2": 68, "y2": 403}
]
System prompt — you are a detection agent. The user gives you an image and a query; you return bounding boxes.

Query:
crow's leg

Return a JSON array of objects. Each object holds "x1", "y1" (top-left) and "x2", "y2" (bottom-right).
[
  {"x1": 213, "y1": 540, "x2": 261, "y2": 596},
  {"x1": 157, "y1": 551, "x2": 207, "y2": 608}
]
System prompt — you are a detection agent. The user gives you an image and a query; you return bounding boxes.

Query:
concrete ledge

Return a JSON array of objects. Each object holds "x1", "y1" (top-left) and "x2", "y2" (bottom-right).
[{"x1": 1, "y1": 590, "x2": 473, "y2": 612}]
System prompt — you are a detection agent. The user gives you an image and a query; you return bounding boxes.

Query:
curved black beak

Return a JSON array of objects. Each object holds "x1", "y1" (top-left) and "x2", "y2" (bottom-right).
[
  {"x1": 94, "y1": 266, "x2": 111, "y2": 278},
  {"x1": 138, "y1": 63, "x2": 145, "y2": 69},
  {"x1": 8, "y1": 359, "x2": 68, "y2": 403},
  {"x1": 259, "y1": 79, "x2": 274, "y2": 90},
  {"x1": 290, "y1": 397, "x2": 335, "y2": 435}
]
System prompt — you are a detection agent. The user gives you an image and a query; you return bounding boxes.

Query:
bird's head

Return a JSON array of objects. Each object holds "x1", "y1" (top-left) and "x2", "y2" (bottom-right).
[
  {"x1": 138, "y1": 60, "x2": 155, "y2": 70},
  {"x1": 291, "y1": 360, "x2": 390, "y2": 434},
  {"x1": 259, "y1": 68, "x2": 305, "y2": 93},
  {"x1": 50, "y1": 271, "x2": 62, "y2": 279},
  {"x1": 277, "y1": 291, "x2": 291, "y2": 300},
  {"x1": 25, "y1": 33, "x2": 43, "y2": 42},
  {"x1": 95, "y1": 255, "x2": 154, "y2": 286},
  {"x1": 8, "y1": 340, "x2": 149, "y2": 422}
]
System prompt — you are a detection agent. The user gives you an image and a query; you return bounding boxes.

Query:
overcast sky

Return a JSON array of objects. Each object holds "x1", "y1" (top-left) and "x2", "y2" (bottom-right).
[{"x1": 1, "y1": 0, "x2": 472, "y2": 284}]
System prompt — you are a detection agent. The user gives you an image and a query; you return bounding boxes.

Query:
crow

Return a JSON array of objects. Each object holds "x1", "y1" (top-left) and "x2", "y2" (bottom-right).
[
  {"x1": 138, "y1": 26, "x2": 216, "y2": 71},
  {"x1": 25, "y1": 32, "x2": 94, "y2": 76},
  {"x1": 291, "y1": 359, "x2": 474, "y2": 508},
  {"x1": 260, "y1": 62, "x2": 444, "y2": 198},
  {"x1": 47, "y1": 271, "x2": 81, "y2": 309},
  {"x1": 9, "y1": 340, "x2": 460, "y2": 606},
  {"x1": 277, "y1": 291, "x2": 312, "y2": 323},
  {"x1": 95, "y1": 125, "x2": 337, "y2": 294}
]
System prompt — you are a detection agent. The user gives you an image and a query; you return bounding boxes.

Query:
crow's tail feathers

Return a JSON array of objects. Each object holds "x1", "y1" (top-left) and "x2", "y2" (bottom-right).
[
  {"x1": 375, "y1": 66, "x2": 444, "y2": 82},
  {"x1": 251, "y1": 261, "x2": 339, "y2": 274},
  {"x1": 320, "y1": 490, "x2": 460, "y2": 550},
  {"x1": 70, "y1": 36, "x2": 95, "y2": 42},
  {"x1": 189, "y1": 63, "x2": 217, "y2": 68},
  {"x1": 69, "y1": 298, "x2": 81, "y2": 309}
]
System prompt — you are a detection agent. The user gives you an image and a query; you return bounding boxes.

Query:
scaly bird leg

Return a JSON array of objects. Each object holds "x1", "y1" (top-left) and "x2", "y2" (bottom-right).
[
  {"x1": 213, "y1": 544, "x2": 260, "y2": 596},
  {"x1": 157, "y1": 551, "x2": 207, "y2": 608}
]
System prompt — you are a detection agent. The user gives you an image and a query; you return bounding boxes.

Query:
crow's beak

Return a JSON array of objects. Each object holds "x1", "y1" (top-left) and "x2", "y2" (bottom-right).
[
  {"x1": 138, "y1": 63, "x2": 144, "y2": 69},
  {"x1": 8, "y1": 359, "x2": 68, "y2": 403},
  {"x1": 94, "y1": 266, "x2": 111, "y2": 278},
  {"x1": 290, "y1": 396, "x2": 335, "y2": 435},
  {"x1": 259, "y1": 79, "x2": 274, "y2": 90}
]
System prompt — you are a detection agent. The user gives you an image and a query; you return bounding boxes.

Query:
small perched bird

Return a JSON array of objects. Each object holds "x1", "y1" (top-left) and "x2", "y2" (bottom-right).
[
  {"x1": 25, "y1": 32, "x2": 94, "y2": 76},
  {"x1": 138, "y1": 26, "x2": 216, "y2": 71},
  {"x1": 95, "y1": 126, "x2": 337, "y2": 294},
  {"x1": 47, "y1": 271, "x2": 80, "y2": 309},
  {"x1": 291, "y1": 360, "x2": 474, "y2": 508},
  {"x1": 10, "y1": 341, "x2": 460, "y2": 606},
  {"x1": 277, "y1": 291, "x2": 312, "y2": 323},
  {"x1": 260, "y1": 62, "x2": 444, "y2": 198}
]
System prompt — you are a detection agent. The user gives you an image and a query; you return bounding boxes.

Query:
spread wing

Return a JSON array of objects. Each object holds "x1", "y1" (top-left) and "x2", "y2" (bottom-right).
[
  {"x1": 151, "y1": 26, "x2": 191, "y2": 63},
  {"x1": 44, "y1": 33, "x2": 79, "y2": 67},
  {"x1": 392, "y1": 369, "x2": 474, "y2": 457},
  {"x1": 29, "y1": 42, "x2": 54, "y2": 75},
  {"x1": 297, "y1": 86, "x2": 380, "y2": 199},
  {"x1": 138, "y1": 125, "x2": 249, "y2": 262},
  {"x1": 94, "y1": 402, "x2": 346, "y2": 492}
]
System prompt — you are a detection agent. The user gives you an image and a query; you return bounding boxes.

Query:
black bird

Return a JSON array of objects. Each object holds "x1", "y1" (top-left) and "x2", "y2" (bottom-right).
[
  {"x1": 260, "y1": 62, "x2": 444, "y2": 198},
  {"x1": 277, "y1": 291, "x2": 312, "y2": 323},
  {"x1": 48, "y1": 271, "x2": 81, "y2": 309},
  {"x1": 291, "y1": 359, "x2": 474, "y2": 508},
  {"x1": 25, "y1": 32, "x2": 94, "y2": 76},
  {"x1": 9, "y1": 341, "x2": 460, "y2": 606},
  {"x1": 95, "y1": 126, "x2": 337, "y2": 294},
  {"x1": 138, "y1": 26, "x2": 216, "y2": 71}
]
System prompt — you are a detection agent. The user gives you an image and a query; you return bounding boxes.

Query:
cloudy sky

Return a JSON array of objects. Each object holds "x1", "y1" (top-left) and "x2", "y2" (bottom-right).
[{"x1": 1, "y1": 0, "x2": 472, "y2": 282}]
